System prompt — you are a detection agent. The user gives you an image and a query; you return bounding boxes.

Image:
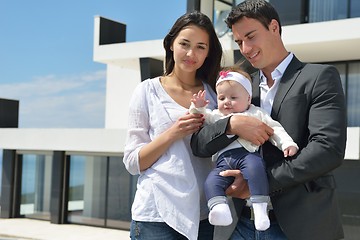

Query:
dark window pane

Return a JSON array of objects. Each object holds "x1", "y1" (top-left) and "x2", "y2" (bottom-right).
[
  {"x1": 309, "y1": 0, "x2": 348, "y2": 22},
  {"x1": 333, "y1": 63, "x2": 347, "y2": 96},
  {"x1": 106, "y1": 156, "x2": 136, "y2": 229},
  {"x1": 334, "y1": 160, "x2": 360, "y2": 239},
  {"x1": 67, "y1": 155, "x2": 107, "y2": 226},
  {"x1": 347, "y1": 62, "x2": 360, "y2": 127},
  {"x1": 350, "y1": 0, "x2": 360, "y2": 17},
  {"x1": 271, "y1": 0, "x2": 306, "y2": 25}
]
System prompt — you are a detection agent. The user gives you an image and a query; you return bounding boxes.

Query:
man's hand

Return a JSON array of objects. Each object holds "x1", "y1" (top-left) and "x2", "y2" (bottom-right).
[
  {"x1": 228, "y1": 115, "x2": 273, "y2": 146},
  {"x1": 220, "y1": 169, "x2": 250, "y2": 199}
]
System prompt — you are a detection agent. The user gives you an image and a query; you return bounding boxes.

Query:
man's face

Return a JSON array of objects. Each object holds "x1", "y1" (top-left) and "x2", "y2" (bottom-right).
[{"x1": 232, "y1": 17, "x2": 279, "y2": 71}]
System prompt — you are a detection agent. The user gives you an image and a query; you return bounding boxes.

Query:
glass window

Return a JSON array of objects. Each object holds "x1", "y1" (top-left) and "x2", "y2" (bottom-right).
[
  {"x1": 350, "y1": 0, "x2": 360, "y2": 17},
  {"x1": 67, "y1": 155, "x2": 107, "y2": 226},
  {"x1": 106, "y1": 156, "x2": 137, "y2": 229},
  {"x1": 333, "y1": 63, "x2": 347, "y2": 96},
  {"x1": 334, "y1": 160, "x2": 360, "y2": 238},
  {"x1": 347, "y1": 62, "x2": 360, "y2": 127},
  {"x1": 271, "y1": 0, "x2": 306, "y2": 25},
  {"x1": 68, "y1": 156, "x2": 85, "y2": 213},
  {"x1": 309, "y1": 0, "x2": 348, "y2": 22},
  {"x1": 67, "y1": 154, "x2": 136, "y2": 229},
  {"x1": 20, "y1": 153, "x2": 52, "y2": 220},
  {"x1": 234, "y1": 0, "x2": 246, "y2": 4},
  {"x1": 214, "y1": 0, "x2": 233, "y2": 38},
  {"x1": 0, "y1": 149, "x2": 2, "y2": 211}
]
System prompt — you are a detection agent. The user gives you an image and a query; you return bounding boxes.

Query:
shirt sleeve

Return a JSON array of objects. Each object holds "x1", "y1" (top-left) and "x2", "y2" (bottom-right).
[
  {"x1": 189, "y1": 102, "x2": 222, "y2": 125},
  {"x1": 258, "y1": 108, "x2": 299, "y2": 151},
  {"x1": 123, "y1": 82, "x2": 151, "y2": 175}
]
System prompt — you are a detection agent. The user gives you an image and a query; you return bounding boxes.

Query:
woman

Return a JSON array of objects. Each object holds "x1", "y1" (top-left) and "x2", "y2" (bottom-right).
[{"x1": 123, "y1": 11, "x2": 222, "y2": 240}]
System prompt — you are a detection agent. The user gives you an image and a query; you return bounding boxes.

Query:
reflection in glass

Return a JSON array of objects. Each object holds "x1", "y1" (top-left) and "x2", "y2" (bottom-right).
[
  {"x1": 350, "y1": 0, "x2": 360, "y2": 18},
  {"x1": 106, "y1": 156, "x2": 136, "y2": 229},
  {"x1": 214, "y1": 0, "x2": 232, "y2": 38},
  {"x1": 309, "y1": 0, "x2": 347, "y2": 22},
  {"x1": 67, "y1": 154, "x2": 137, "y2": 229},
  {"x1": 68, "y1": 156, "x2": 85, "y2": 213},
  {"x1": 68, "y1": 155, "x2": 107, "y2": 226},
  {"x1": 347, "y1": 62, "x2": 360, "y2": 127},
  {"x1": 0, "y1": 150, "x2": 2, "y2": 212},
  {"x1": 333, "y1": 63, "x2": 347, "y2": 96},
  {"x1": 334, "y1": 160, "x2": 360, "y2": 239},
  {"x1": 20, "y1": 153, "x2": 52, "y2": 220}
]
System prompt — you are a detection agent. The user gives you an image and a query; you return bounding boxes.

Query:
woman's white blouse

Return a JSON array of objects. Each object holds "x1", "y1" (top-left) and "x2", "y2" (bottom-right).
[{"x1": 123, "y1": 77, "x2": 217, "y2": 240}]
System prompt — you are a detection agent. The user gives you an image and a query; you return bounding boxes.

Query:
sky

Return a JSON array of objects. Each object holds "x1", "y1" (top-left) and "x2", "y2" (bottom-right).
[{"x1": 0, "y1": 0, "x2": 186, "y2": 128}]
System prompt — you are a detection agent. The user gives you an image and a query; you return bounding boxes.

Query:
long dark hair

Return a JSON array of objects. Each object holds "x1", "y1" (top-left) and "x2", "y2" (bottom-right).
[
  {"x1": 225, "y1": 0, "x2": 282, "y2": 35},
  {"x1": 163, "y1": 11, "x2": 223, "y2": 91}
]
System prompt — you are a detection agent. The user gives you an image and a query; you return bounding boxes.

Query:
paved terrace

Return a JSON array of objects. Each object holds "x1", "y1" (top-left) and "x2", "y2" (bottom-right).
[
  {"x1": 0, "y1": 217, "x2": 238, "y2": 240},
  {"x1": 0, "y1": 219, "x2": 129, "y2": 240}
]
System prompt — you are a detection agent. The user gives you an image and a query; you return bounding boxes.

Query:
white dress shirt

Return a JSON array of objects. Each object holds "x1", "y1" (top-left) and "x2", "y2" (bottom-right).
[{"x1": 260, "y1": 53, "x2": 294, "y2": 115}]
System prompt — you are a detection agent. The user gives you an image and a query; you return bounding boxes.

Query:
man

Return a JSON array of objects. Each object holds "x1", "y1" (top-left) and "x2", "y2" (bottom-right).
[{"x1": 191, "y1": 1, "x2": 347, "y2": 239}]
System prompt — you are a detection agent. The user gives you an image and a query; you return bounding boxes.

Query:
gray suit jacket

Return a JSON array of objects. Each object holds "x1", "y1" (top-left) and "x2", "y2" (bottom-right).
[{"x1": 191, "y1": 56, "x2": 347, "y2": 240}]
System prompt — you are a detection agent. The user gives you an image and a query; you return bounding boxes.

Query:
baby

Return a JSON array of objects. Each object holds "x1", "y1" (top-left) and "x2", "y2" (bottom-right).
[{"x1": 190, "y1": 67, "x2": 298, "y2": 231}]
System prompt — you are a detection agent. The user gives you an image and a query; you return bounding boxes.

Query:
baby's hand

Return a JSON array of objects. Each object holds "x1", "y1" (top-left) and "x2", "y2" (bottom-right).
[
  {"x1": 283, "y1": 146, "x2": 298, "y2": 157},
  {"x1": 191, "y1": 90, "x2": 209, "y2": 108}
]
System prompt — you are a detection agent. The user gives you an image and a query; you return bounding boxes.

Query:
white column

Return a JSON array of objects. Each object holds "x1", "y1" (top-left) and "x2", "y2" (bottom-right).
[{"x1": 105, "y1": 61, "x2": 141, "y2": 129}]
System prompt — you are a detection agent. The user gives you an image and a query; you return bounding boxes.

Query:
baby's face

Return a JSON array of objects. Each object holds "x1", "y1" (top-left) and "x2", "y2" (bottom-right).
[{"x1": 216, "y1": 80, "x2": 251, "y2": 115}]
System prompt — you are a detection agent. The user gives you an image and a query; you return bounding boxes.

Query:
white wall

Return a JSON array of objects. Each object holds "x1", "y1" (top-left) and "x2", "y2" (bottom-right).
[
  {"x1": 345, "y1": 127, "x2": 360, "y2": 160},
  {"x1": 0, "y1": 128, "x2": 126, "y2": 153},
  {"x1": 105, "y1": 63, "x2": 141, "y2": 129}
]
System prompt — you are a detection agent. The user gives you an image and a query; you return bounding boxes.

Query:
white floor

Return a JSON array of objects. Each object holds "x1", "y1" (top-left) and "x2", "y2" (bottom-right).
[{"x1": 0, "y1": 218, "x2": 129, "y2": 240}]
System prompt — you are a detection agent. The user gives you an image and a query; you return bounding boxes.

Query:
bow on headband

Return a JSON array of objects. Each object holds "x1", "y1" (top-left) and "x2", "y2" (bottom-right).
[
  {"x1": 219, "y1": 70, "x2": 230, "y2": 78},
  {"x1": 216, "y1": 70, "x2": 253, "y2": 97}
]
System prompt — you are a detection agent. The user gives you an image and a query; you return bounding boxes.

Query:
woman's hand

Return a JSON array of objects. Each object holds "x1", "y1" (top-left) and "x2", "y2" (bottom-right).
[
  {"x1": 220, "y1": 169, "x2": 250, "y2": 199},
  {"x1": 138, "y1": 112, "x2": 203, "y2": 171},
  {"x1": 167, "y1": 112, "x2": 204, "y2": 141}
]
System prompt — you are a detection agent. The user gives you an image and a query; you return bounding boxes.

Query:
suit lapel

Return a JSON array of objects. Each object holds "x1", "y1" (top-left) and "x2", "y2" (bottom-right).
[
  {"x1": 250, "y1": 56, "x2": 304, "y2": 118},
  {"x1": 271, "y1": 56, "x2": 304, "y2": 119},
  {"x1": 251, "y1": 73, "x2": 261, "y2": 107}
]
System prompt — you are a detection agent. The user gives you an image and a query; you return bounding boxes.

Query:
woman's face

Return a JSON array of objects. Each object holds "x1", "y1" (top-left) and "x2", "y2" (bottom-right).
[{"x1": 171, "y1": 25, "x2": 209, "y2": 74}]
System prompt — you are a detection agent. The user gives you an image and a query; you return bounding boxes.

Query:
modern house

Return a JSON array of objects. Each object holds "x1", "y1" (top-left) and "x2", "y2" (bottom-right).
[{"x1": 1, "y1": 0, "x2": 359, "y2": 239}]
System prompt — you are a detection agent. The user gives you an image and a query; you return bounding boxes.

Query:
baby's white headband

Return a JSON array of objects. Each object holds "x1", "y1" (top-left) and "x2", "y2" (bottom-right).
[{"x1": 216, "y1": 71, "x2": 252, "y2": 97}]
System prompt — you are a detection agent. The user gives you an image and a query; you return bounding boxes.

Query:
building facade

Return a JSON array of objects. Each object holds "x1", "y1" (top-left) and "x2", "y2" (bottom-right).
[{"x1": 1, "y1": 0, "x2": 360, "y2": 239}]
